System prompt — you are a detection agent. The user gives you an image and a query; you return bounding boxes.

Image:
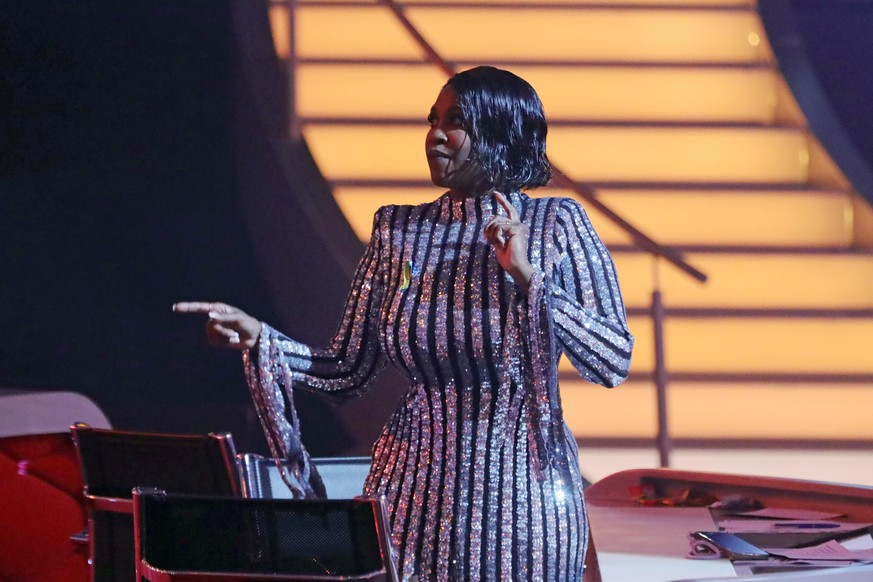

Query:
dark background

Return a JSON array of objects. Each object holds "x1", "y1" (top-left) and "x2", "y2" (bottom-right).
[
  {"x1": 0, "y1": 1, "x2": 403, "y2": 456},
  {"x1": 760, "y1": 0, "x2": 873, "y2": 205}
]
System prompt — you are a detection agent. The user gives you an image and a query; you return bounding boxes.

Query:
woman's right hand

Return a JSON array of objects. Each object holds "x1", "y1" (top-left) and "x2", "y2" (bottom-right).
[{"x1": 172, "y1": 302, "x2": 262, "y2": 350}]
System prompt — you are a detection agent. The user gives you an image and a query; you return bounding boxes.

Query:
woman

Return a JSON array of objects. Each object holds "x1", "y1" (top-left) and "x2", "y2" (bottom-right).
[{"x1": 175, "y1": 66, "x2": 633, "y2": 580}]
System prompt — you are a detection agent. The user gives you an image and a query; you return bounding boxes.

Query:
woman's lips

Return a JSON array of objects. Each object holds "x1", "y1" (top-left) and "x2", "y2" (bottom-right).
[{"x1": 427, "y1": 149, "x2": 451, "y2": 160}]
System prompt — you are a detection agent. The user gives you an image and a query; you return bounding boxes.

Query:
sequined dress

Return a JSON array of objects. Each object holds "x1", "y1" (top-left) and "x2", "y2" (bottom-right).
[{"x1": 245, "y1": 191, "x2": 634, "y2": 581}]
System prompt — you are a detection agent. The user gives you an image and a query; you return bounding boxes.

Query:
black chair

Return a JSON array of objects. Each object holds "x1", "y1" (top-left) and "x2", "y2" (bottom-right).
[
  {"x1": 133, "y1": 488, "x2": 399, "y2": 581},
  {"x1": 238, "y1": 453, "x2": 371, "y2": 500},
  {"x1": 70, "y1": 424, "x2": 240, "y2": 582}
]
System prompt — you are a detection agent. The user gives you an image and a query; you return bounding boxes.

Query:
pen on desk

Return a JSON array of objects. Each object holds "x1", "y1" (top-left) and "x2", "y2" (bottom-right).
[{"x1": 772, "y1": 522, "x2": 840, "y2": 529}]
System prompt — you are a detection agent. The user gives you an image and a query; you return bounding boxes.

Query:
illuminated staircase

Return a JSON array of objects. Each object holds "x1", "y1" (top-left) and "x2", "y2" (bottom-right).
[{"x1": 269, "y1": 0, "x2": 873, "y2": 483}]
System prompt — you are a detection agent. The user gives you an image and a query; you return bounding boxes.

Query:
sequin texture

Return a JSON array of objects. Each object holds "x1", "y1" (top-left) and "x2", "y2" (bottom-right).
[{"x1": 246, "y1": 191, "x2": 634, "y2": 580}]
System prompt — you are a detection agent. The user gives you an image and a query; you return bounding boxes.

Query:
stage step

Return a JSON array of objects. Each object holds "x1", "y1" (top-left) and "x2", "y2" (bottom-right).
[
  {"x1": 304, "y1": 124, "x2": 809, "y2": 184},
  {"x1": 333, "y1": 186, "x2": 854, "y2": 249},
  {"x1": 613, "y1": 251, "x2": 873, "y2": 309},
  {"x1": 549, "y1": 125, "x2": 807, "y2": 183},
  {"x1": 296, "y1": 63, "x2": 782, "y2": 124},
  {"x1": 285, "y1": 5, "x2": 767, "y2": 64},
  {"x1": 575, "y1": 187, "x2": 854, "y2": 248},
  {"x1": 560, "y1": 378, "x2": 873, "y2": 440},
  {"x1": 564, "y1": 313, "x2": 873, "y2": 375}
]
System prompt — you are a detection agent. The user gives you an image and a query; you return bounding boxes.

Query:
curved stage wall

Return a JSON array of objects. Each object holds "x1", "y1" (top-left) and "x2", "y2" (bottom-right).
[
  {"x1": 760, "y1": 0, "x2": 873, "y2": 206},
  {"x1": 0, "y1": 1, "x2": 403, "y2": 455}
]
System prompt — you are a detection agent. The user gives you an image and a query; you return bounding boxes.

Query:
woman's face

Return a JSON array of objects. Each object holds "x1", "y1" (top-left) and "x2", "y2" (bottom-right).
[{"x1": 425, "y1": 86, "x2": 474, "y2": 192}]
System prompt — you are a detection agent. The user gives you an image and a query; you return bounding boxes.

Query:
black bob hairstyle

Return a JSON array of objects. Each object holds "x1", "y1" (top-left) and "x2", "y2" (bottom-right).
[{"x1": 446, "y1": 66, "x2": 552, "y2": 193}]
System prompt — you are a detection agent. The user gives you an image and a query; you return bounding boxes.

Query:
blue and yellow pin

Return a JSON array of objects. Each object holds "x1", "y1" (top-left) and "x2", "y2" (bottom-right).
[{"x1": 401, "y1": 260, "x2": 416, "y2": 290}]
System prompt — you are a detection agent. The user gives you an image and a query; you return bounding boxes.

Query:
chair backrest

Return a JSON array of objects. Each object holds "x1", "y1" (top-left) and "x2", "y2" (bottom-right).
[
  {"x1": 238, "y1": 453, "x2": 371, "y2": 500},
  {"x1": 72, "y1": 424, "x2": 239, "y2": 504},
  {"x1": 133, "y1": 488, "x2": 399, "y2": 581},
  {"x1": 70, "y1": 424, "x2": 240, "y2": 582}
]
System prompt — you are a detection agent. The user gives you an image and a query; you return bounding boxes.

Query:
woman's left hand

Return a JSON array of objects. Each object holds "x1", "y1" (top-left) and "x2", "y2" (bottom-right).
[{"x1": 484, "y1": 192, "x2": 535, "y2": 292}]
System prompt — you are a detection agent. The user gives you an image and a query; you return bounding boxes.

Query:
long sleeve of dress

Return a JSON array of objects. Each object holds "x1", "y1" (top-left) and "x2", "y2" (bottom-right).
[
  {"x1": 241, "y1": 210, "x2": 386, "y2": 495},
  {"x1": 546, "y1": 198, "x2": 634, "y2": 387},
  {"x1": 516, "y1": 197, "x2": 633, "y2": 483}
]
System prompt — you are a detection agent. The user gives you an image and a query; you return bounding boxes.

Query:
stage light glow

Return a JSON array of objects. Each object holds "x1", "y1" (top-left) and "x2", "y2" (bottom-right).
[{"x1": 268, "y1": 0, "x2": 871, "y2": 477}]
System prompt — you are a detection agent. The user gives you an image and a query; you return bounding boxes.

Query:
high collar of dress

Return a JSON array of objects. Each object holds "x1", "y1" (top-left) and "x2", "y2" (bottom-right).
[{"x1": 439, "y1": 191, "x2": 522, "y2": 221}]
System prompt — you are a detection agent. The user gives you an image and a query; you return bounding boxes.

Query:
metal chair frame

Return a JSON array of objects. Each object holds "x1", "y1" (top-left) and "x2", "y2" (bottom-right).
[
  {"x1": 70, "y1": 424, "x2": 239, "y2": 582},
  {"x1": 133, "y1": 488, "x2": 399, "y2": 581},
  {"x1": 237, "y1": 453, "x2": 372, "y2": 500}
]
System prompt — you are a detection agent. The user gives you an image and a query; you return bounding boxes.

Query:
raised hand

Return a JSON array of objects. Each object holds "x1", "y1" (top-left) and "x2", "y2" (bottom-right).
[
  {"x1": 172, "y1": 301, "x2": 262, "y2": 350},
  {"x1": 484, "y1": 192, "x2": 534, "y2": 292}
]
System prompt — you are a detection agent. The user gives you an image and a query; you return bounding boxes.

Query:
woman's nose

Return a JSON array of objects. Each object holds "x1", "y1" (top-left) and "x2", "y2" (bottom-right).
[{"x1": 428, "y1": 126, "x2": 447, "y2": 144}]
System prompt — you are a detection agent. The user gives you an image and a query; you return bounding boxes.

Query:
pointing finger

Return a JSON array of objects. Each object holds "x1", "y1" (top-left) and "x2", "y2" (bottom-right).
[
  {"x1": 173, "y1": 302, "x2": 213, "y2": 313},
  {"x1": 173, "y1": 302, "x2": 236, "y2": 315},
  {"x1": 494, "y1": 192, "x2": 519, "y2": 222}
]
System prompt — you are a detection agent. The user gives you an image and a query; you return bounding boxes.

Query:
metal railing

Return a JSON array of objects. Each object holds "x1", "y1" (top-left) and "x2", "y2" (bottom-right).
[{"x1": 280, "y1": 0, "x2": 709, "y2": 467}]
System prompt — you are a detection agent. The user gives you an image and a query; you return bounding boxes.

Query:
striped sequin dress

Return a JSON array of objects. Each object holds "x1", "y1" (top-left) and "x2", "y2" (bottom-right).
[{"x1": 246, "y1": 191, "x2": 634, "y2": 581}]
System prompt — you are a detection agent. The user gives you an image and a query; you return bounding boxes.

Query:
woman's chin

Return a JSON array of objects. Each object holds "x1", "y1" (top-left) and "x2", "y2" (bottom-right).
[{"x1": 429, "y1": 172, "x2": 450, "y2": 189}]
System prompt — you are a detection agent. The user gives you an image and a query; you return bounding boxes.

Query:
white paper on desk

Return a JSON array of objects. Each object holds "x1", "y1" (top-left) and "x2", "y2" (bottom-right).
[
  {"x1": 763, "y1": 539, "x2": 873, "y2": 561},
  {"x1": 842, "y1": 533, "x2": 873, "y2": 551},
  {"x1": 737, "y1": 508, "x2": 844, "y2": 520}
]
